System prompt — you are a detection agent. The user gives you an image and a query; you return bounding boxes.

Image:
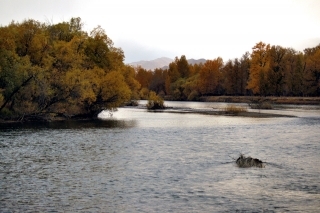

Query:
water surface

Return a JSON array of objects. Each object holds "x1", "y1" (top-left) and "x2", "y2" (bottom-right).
[{"x1": 1, "y1": 101, "x2": 320, "y2": 212}]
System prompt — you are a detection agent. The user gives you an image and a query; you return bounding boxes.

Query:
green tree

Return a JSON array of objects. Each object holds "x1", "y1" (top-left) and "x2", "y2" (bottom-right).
[{"x1": 177, "y1": 55, "x2": 190, "y2": 78}]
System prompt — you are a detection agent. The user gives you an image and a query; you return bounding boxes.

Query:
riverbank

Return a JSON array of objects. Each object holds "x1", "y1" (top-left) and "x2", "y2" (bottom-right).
[
  {"x1": 2, "y1": 96, "x2": 318, "y2": 123},
  {"x1": 199, "y1": 96, "x2": 320, "y2": 105},
  {"x1": 159, "y1": 108, "x2": 296, "y2": 118},
  {"x1": 0, "y1": 113, "x2": 98, "y2": 124}
]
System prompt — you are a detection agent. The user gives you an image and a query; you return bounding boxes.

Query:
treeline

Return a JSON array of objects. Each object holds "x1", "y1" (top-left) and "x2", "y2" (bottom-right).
[
  {"x1": 0, "y1": 18, "x2": 140, "y2": 120},
  {"x1": 135, "y1": 42, "x2": 320, "y2": 100},
  {"x1": 1, "y1": 17, "x2": 319, "y2": 120}
]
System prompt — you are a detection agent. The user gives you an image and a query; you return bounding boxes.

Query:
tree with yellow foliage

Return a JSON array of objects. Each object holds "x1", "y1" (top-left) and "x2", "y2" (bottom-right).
[
  {"x1": 198, "y1": 58, "x2": 223, "y2": 95},
  {"x1": 303, "y1": 45, "x2": 320, "y2": 96},
  {"x1": 247, "y1": 42, "x2": 270, "y2": 95},
  {"x1": 0, "y1": 18, "x2": 140, "y2": 121}
]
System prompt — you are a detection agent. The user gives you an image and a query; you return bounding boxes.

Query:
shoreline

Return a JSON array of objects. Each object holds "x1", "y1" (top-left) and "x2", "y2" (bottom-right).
[
  {"x1": 154, "y1": 108, "x2": 296, "y2": 118},
  {"x1": 198, "y1": 96, "x2": 320, "y2": 105},
  {"x1": 2, "y1": 96, "x2": 318, "y2": 123},
  {"x1": 0, "y1": 108, "x2": 295, "y2": 124}
]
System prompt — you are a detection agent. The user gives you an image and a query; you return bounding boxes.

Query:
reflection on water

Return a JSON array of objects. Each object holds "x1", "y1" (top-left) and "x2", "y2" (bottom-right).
[
  {"x1": 1, "y1": 101, "x2": 320, "y2": 212},
  {"x1": 0, "y1": 119, "x2": 137, "y2": 131}
]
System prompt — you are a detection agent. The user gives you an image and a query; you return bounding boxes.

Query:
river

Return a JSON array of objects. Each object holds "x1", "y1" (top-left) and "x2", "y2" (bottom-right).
[{"x1": 1, "y1": 101, "x2": 320, "y2": 212}]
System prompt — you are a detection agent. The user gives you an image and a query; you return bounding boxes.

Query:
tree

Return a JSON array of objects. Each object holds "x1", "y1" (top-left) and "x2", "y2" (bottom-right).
[
  {"x1": 149, "y1": 68, "x2": 166, "y2": 94},
  {"x1": 0, "y1": 18, "x2": 135, "y2": 120},
  {"x1": 177, "y1": 55, "x2": 190, "y2": 78},
  {"x1": 120, "y1": 65, "x2": 141, "y2": 100},
  {"x1": 171, "y1": 78, "x2": 187, "y2": 100},
  {"x1": 198, "y1": 58, "x2": 223, "y2": 95},
  {"x1": 303, "y1": 44, "x2": 320, "y2": 96},
  {"x1": 0, "y1": 50, "x2": 36, "y2": 113},
  {"x1": 239, "y1": 52, "x2": 250, "y2": 95},
  {"x1": 223, "y1": 59, "x2": 236, "y2": 95},
  {"x1": 267, "y1": 45, "x2": 287, "y2": 96},
  {"x1": 247, "y1": 42, "x2": 271, "y2": 95},
  {"x1": 168, "y1": 59, "x2": 180, "y2": 83},
  {"x1": 135, "y1": 66, "x2": 152, "y2": 89},
  {"x1": 147, "y1": 91, "x2": 164, "y2": 109},
  {"x1": 282, "y1": 49, "x2": 305, "y2": 96}
]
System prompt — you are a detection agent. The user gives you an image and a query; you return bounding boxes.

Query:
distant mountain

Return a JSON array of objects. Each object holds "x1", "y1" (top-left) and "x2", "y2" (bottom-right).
[
  {"x1": 128, "y1": 57, "x2": 207, "y2": 70},
  {"x1": 187, "y1": 58, "x2": 206, "y2": 65},
  {"x1": 161, "y1": 58, "x2": 207, "y2": 70},
  {"x1": 128, "y1": 57, "x2": 173, "y2": 70}
]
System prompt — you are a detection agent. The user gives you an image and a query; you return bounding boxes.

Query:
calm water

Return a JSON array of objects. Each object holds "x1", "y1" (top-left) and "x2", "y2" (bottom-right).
[{"x1": 1, "y1": 101, "x2": 320, "y2": 212}]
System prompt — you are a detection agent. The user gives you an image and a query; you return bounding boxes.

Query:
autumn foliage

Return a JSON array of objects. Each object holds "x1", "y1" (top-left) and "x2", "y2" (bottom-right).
[
  {"x1": 135, "y1": 42, "x2": 320, "y2": 100},
  {"x1": 0, "y1": 18, "x2": 140, "y2": 120},
  {"x1": 146, "y1": 91, "x2": 165, "y2": 110},
  {"x1": 1, "y1": 17, "x2": 319, "y2": 121}
]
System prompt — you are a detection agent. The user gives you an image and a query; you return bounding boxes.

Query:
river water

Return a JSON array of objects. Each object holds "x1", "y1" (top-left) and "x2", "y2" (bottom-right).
[{"x1": 0, "y1": 101, "x2": 319, "y2": 212}]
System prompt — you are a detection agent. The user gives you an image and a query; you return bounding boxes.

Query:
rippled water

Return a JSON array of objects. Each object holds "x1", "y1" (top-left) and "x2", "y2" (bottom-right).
[{"x1": 1, "y1": 101, "x2": 320, "y2": 212}]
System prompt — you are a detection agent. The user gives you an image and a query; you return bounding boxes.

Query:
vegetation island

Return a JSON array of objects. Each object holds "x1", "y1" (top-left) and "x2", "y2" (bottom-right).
[{"x1": 0, "y1": 18, "x2": 319, "y2": 122}]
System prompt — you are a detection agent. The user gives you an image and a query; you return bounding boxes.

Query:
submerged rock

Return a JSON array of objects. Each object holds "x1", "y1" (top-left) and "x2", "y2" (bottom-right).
[{"x1": 236, "y1": 154, "x2": 264, "y2": 168}]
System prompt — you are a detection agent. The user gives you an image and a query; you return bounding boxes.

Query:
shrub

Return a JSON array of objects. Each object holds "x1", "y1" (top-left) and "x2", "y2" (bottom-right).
[
  {"x1": 147, "y1": 91, "x2": 165, "y2": 110},
  {"x1": 139, "y1": 88, "x2": 149, "y2": 100},
  {"x1": 187, "y1": 90, "x2": 200, "y2": 101}
]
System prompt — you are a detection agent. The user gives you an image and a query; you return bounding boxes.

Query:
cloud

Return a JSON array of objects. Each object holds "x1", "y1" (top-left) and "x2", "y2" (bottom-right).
[
  {"x1": 0, "y1": 0, "x2": 79, "y2": 25},
  {"x1": 1, "y1": 0, "x2": 319, "y2": 62}
]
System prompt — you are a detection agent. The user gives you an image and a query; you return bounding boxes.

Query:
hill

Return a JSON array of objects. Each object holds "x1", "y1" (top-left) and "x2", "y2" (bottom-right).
[
  {"x1": 128, "y1": 57, "x2": 173, "y2": 70},
  {"x1": 129, "y1": 57, "x2": 206, "y2": 70}
]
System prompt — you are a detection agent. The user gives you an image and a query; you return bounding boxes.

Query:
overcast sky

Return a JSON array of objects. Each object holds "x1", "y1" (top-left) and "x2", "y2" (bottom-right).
[{"x1": 1, "y1": 0, "x2": 320, "y2": 63}]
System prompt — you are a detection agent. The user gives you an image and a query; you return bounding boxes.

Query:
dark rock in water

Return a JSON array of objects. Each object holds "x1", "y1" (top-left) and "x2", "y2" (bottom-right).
[{"x1": 236, "y1": 154, "x2": 264, "y2": 168}]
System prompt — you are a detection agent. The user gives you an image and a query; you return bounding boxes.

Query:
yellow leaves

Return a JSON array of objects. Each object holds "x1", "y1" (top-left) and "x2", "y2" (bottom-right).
[
  {"x1": 0, "y1": 18, "x2": 137, "y2": 118},
  {"x1": 28, "y1": 32, "x2": 49, "y2": 65},
  {"x1": 53, "y1": 40, "x2": 82, "y2": 71},
  {"x1": 107, "y1": 47, "x2": 125, "y2": 70},
  {"x1": 101, "y1": 71, "x2": 131, "y2": 108},
  {"x1": 147, "y1": 91, "x2": 164, "y2": 109},
  {"x1": 247, "y1": 42, "x2": 271, "y2": 95},
  {"x1": 58, "y1": 67, "x2": 132, "y2": 111},
  {"x1": 119, "y1": 65, "x2": 141, "y2": 99},
  {"x1": 0, "y1": 26, "x2": 16, "y2": 51},
  {"x1": 199, "y1": 57, "x2": 223, "y2": 95}
]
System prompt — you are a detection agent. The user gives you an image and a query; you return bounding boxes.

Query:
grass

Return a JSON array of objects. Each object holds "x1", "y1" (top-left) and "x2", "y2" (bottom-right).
[
  {"x1": 249, "y1": 101, "x2": 273, "y2": 109},
  {"x1": 223, "y1": 105, "x2": 247, "y2": 114},
  {"x1": 201, "y1": 96, "x2": 320, "y2": 105}
]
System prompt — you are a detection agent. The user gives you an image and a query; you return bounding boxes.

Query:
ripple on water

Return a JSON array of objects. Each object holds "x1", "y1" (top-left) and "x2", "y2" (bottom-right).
[{"x1": 1, "y1": 106, "x2": 320, "y2": 212}]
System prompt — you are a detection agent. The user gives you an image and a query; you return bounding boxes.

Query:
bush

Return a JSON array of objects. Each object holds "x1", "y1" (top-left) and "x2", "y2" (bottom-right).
[
  {"x1": 139, "y1": 88, "x2": 149, "y2": 100},
  {"x1": 187, "y1": 90, "x2": 200, "y2": 101},
  {"x1": 147, "y1": 91, "x2": 165, "y2": 110}
]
